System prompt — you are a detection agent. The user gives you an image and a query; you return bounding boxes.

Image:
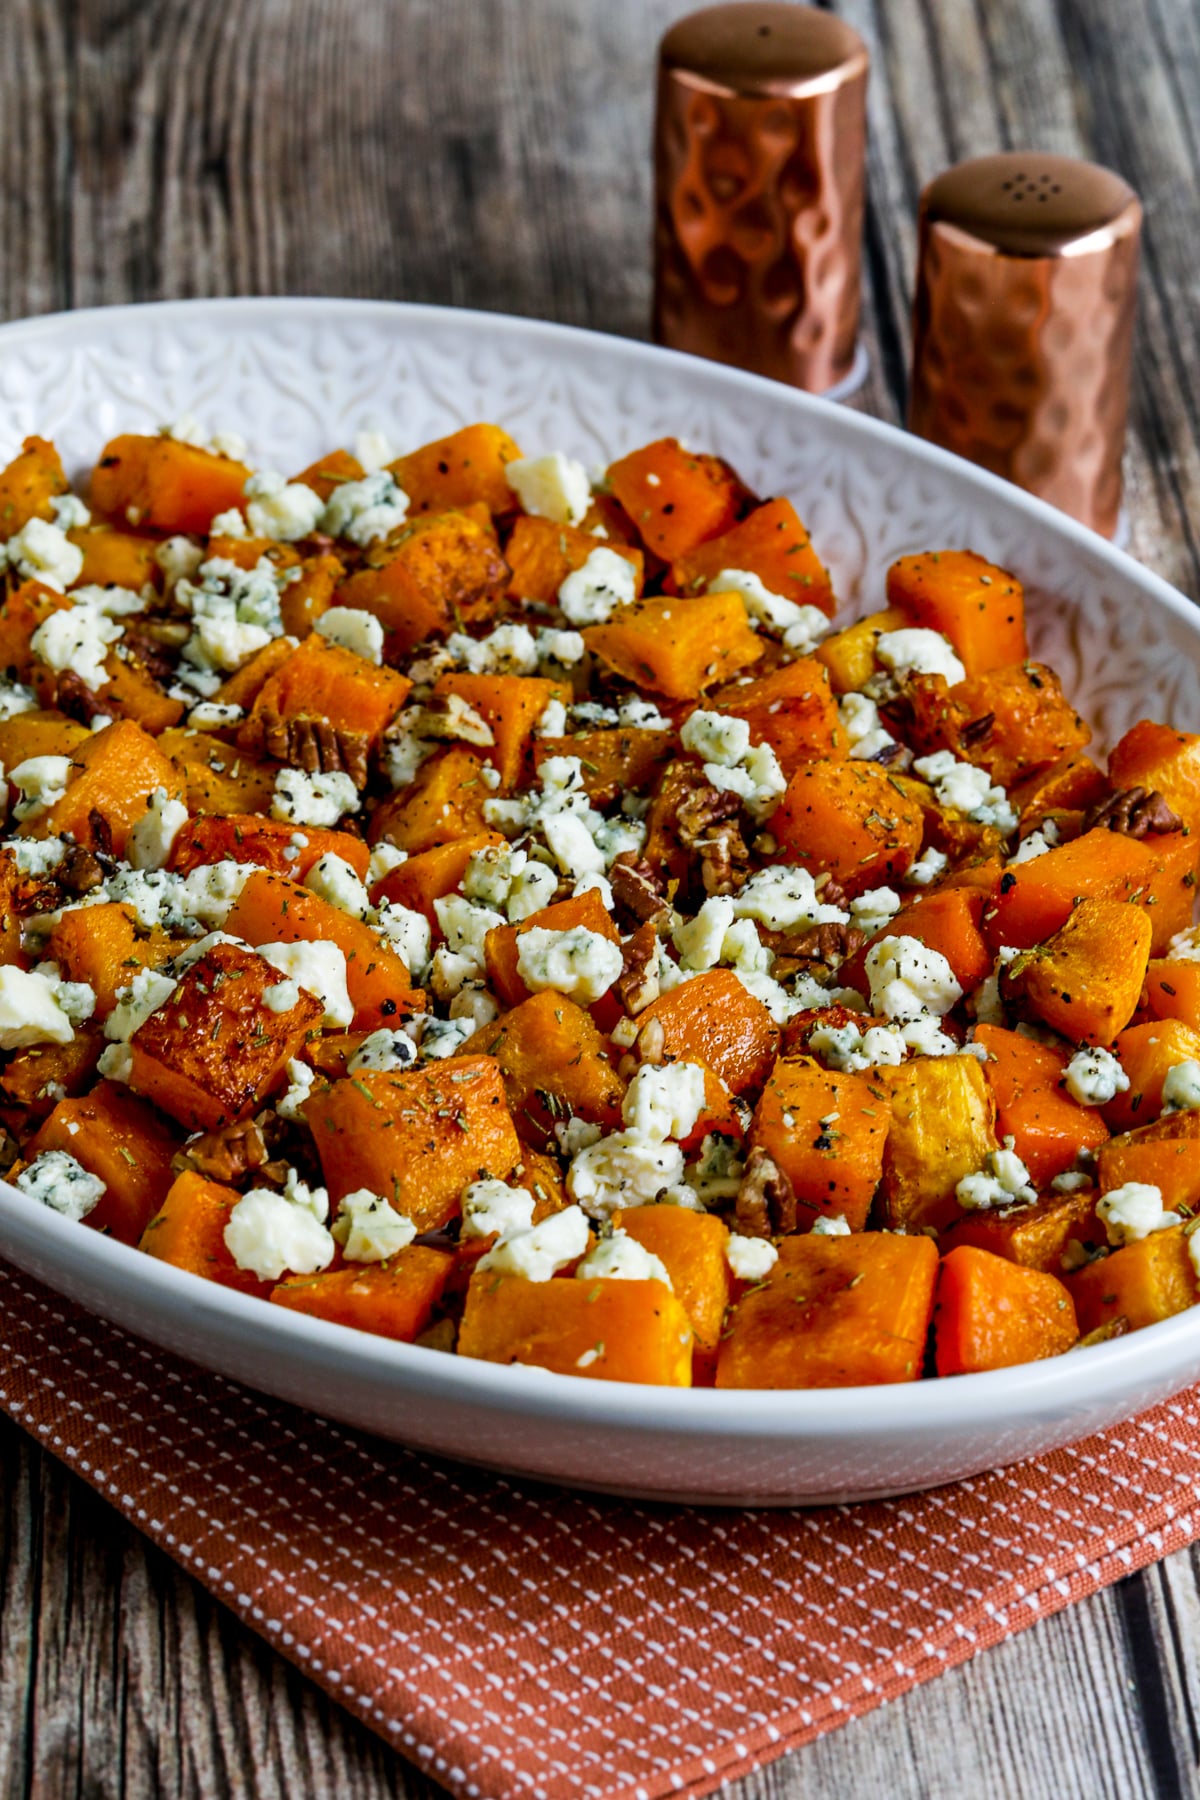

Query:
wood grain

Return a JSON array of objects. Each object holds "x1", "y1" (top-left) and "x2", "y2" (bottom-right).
[{"x1": 2, "y1": 0, "x2": 1200, "y2": 1795}]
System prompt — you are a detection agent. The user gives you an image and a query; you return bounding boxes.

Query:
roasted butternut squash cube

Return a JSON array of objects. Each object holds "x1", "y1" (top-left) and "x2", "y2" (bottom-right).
[
  {"x1": 29, "y1": 719, "x2": 183, "y2": 858},
  {"x1": 225, "y1": 868, "x2": 422, "y2": 1030},
  {"x1": 1003, "y1": 896, "x2": 1151, "y2": 1046},
  {"x1": 0, "y1": 710, "x2": 89, "y2": 771},
  {"x1": 750, "y1": 1057, "x2": 890, "y2": 1231},
  {"x1": 99, "y1": 652, "x2": 186, "y2": 734},
  {"x1": 1068, "y1": 1225, "x2": 1198, "y2": 1334},
  {"x1": 303, "y1": 1056, "x2": 521, "y2": 1230},
  {"x1": 0, "y1": 435, "x2": 69, "y2": 539},
  {"x1": 613, "y1": 1205, "x2": 731, "y2": 1376},
  {"x1": 388, "y1": 423, "x2": 522, "y2": 516},
  {"x1": 337, "y1": 508, "x2": 510, "y2": 656},
  {"x1": 368, "y1": 746, "x2": 493, "y2": 853},
  {"x1": 606, "y1": 438, "x2": 740, "y2": 561},
  {"x1": 69, "y1": 525, "x2": 164, "y2": 592},
  {"x1": 139, "y1": 1171, "x2": 271, "y2": 1297},
  {"x1": 933, "y1": 1245, "x2": 1077, "y2": 1375},
  {"x1": 877, "y1": 1054, "x2": 997, "y2": 1232},
  {"x1": 1102, "y1": 1020, "x2": 1200, "y2": 1132},
  {"x1": 813, "y1": 608, "x2": 905, "y2": 695},
  {"x1": 584, "y1": 592, "x2": 763, "y2": 700},
  {"x1": 459, "y1": 1269, "x2": 693, "y2": 1385},
  {"x1": 1097, "y1": 1112, "x2": 1200, "y2": 1213},
  {"x1": 716, "y1": 1233, "x2": 938, "y2": 1388},
  {"x1": 90, "y1": 433, "x2": 250, "y2": 534},
  {"x1": 29, "y1": 1079, "x2": 182, "y2": 1245},
  {"x1": 1009, "y1": 752, "x2": 1109, "y2": 823},
  {"x1": 972, "y1": 1023, "x2": 1108, "y2": 1187},
  {"x1": 0, "y1": 581, "x2": 72, "y2": 681},
  {"x1": 1109, "y1": 720, "x2": 1200, "y2": 838},
  {"x1": 129, "y1": 940, "x2": 323, "y2": 1131},
  {"x1": 159, "y1": 728, "x2": 280, "y2": 816},
  {"x1": 770, "y1": 760, "x2": 924, "y2": 895},
  {"x1": 271, "y1": 1248, "x2": 453, "y2": 1341},
  {"x1": 432, "y1": 672, "x2": 561, "y2": 792},
  {"x1": 886, "y1": 551, "x2": 1027, "y2": 677},
  {"x1": 1144, "y1": 959, "x2": 1200, "y2": 1031},
  {"x1": 536, "y1": 727, "x2": 675, "y2": 808},
  {"x1": 461, "y1": 990, "x2": 625, "y2": 1145},
  {"x1": 669, "y1": 497, "x2": 833, "y2": 616},
  {"x1": 987, "y1": 826, "x2": 1198, "y2": 955},
  {"x1": 168, "y1": 814, "x2": 369, "y2": 881},
  {"x1": 370, "y1": 830, "x2": 504, "y2": 922},
  {"x1": 939, "y1": 1186, "x2": 1103, "y2": 1272},
  {"x1": 0, "y1": 1032, "x2": 103, "y2": 1119},
  {"x1": 850, "y1": 887, "x2": 992, "y2": 995},
  {"x1": 633, "y1": 969, "x2": 778, "y2": 1098},
  {"x1": 709, "y1": 658, "x2": 841, "y2": 777},
  {"x1": 291, "y1": 447, "x2": 364, "y2": 501},
  {"x1": 505, "y1": 515, "x2": 642, "y2": 603},
  {"x1": 239, "y1": 634, "x2": 411, "y2": 780},
  {"x1": 47, "y1": 902, "x2": 140, "y2": 1018},
  {"x1": 907, "y1": 662, "x2": 1091, "y2": 790}
]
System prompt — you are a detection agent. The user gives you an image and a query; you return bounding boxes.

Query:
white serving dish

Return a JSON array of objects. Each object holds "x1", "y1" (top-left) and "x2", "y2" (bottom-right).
[{"x1": 1, "y1": 296, "x2": 1198, "y2": 1507}]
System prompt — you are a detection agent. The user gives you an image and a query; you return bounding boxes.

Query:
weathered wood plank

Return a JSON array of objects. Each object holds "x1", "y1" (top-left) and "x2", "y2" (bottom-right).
[{"x1": 1, "y1": 0, "x2": 1200, "y2": 1795}]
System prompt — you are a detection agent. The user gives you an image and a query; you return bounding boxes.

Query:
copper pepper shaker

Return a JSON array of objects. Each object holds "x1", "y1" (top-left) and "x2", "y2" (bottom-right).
[
  {"x1": 653, "y1": 2, "x2": 869, "y2": 395},
  {"x1": 908, "y1": 151, "x2": 1142, "y2": 539}
]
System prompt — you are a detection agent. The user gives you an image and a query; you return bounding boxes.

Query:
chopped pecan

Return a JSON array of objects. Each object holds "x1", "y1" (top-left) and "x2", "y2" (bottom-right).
[
  {"x1": 958, "y1": 711, "x2": 996, "y2": 751},
  {"x1": 735, "y1": 1146, "x2": 797, "y2": 1238},
  {"x1": 760, "y1": 921, "x2": 864, "y2": 970},
  {"x1": 675, "y1": 780, "x2": 742, "y2": 849},
  {"x1": 120, "y1": 623, "x2": 181, "y2": 685},
  {"x1": 869, "y1": 739, "x2": 908, "y2": 767},
  {"x1": 609, "y1": 854, "x2": 671, "y2": 929},
  {"x1": 254, "y1": 711, "x2": 371, "y2": 788},
  {"x1": 1083, "y1": 786, "x2": 1183, "y2": 838},
  {"x1": 87, "y1": 809, "x2": 115, "y2": 858},
  {"x1": 815, "y1": 873, "x2": 848, "y2": 910},
  {"x1": 698, "y1": 817, "x2": 750, "y2": 896},
  {"x1": 616, "y1": 921, "x2": 660, "y2": 1015},
  {"x1": 53, "y1": 669, "x2": 116, "y2": 726},
  {"x1": 172, "y1": 1115, "x2": 283, "y2": 1185},
  {"x1": 57, "y1": 844, "x2": 107, "y2": 896}
]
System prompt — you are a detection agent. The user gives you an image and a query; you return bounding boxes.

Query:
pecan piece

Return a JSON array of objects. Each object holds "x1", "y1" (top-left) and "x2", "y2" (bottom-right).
[
  {"x1": 121, "y1": 623, "x2": 180, "y2": 685},
  {"x1": 735, "y1": 1146, "x2": 797, "y2": 1238},
  {"x1": 609, "y1": 854, "x2": 671, "y2": 930},
  {"x1": 958, "y1": 711, "x2": 996, "y2": 751},
  {"x1": 57, "y1": 844, "x2": 107, "y2": 896},
  {"x1": 255, "y1": 710, "x2": 371, "y2": 788},
  {"x1": 172, "y1": 1115, "x2": 281, "y2": 1185},
  {"x1": 815, "y1": 873, "x2": 849, "y2": 910},
  {"x1": 53, "y1": 669, "x2": 116, "y2": 726},
  {"x1": 675, "y1": 780, "x2": 742, "y2": 849},
  {"x1": 616, "y1": 921, "x2": 660, "y2": 1016},
  {"x1": 1083, "y1": 786, "x2": 1183, "y2": 838},
  {"x1": 788, "y1": 928, "x2": 863, "y2": 972},
  {"x1": 698, "y1": 817, "x2": 750, "y2": 895}
]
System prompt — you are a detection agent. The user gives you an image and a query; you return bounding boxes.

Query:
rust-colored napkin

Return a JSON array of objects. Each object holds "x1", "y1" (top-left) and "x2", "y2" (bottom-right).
[{"x1": 2, "y1": 1256, "x2": 1198, "y2": 1800}]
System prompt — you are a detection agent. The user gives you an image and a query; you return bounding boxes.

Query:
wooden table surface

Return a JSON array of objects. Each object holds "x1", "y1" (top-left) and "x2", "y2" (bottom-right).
[{"x1": 2, "y1": 1, "x2": 1200, "y2": 1794}]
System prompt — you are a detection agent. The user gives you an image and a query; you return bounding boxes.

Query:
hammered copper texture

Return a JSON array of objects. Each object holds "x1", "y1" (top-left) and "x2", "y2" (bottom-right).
[
  {"x1": 653, "y1": 72, "x2": 866, "y2": 393},
  {"x1": 909, "y1": 201, "x2": 1141, "y2": 539}
]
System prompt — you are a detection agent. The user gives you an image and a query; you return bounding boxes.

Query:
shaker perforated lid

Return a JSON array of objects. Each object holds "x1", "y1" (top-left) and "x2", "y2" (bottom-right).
[
  {"x1": 909, "y1": 151, "x2": 1142, "y2": 538},
  {"x1": 653, "y1": 3, "x2": 869, "y2": 394}
]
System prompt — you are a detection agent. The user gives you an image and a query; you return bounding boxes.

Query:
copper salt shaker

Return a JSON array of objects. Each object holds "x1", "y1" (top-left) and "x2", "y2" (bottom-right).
[
  {"x1": 908, "y1": 152, "x2": 1142, "y2": 539},
  {"x1": 653, "y1": 2, "x2": 869, "y2": 395}
]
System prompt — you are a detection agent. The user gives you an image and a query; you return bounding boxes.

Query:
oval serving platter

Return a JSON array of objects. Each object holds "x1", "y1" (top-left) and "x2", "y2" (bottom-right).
[{"x1": 0, "y1": 295, "x2": 1197, "y2": 1507}]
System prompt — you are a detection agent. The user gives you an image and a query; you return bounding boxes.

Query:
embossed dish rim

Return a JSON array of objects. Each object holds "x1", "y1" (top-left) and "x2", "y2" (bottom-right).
[{"x1": 0, "y1": 296, "x2": 1196, "y2": 1501}]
